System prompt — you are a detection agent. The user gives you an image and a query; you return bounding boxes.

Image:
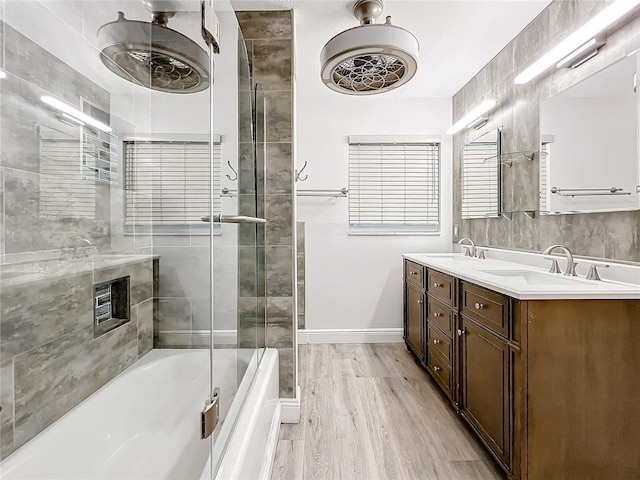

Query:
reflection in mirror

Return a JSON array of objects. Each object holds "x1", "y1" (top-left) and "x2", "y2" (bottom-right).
[
  {"x1": 461, "y1": 128, "x2": 501, "y2": 218},
  {"x1": 540, "y1": 51, "x2": 639, "y2": 214}
]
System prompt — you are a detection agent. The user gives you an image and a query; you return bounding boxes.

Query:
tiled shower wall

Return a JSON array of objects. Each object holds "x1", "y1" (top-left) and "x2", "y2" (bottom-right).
[
  {"x1": 0, "y1": 20, "x2": 153, "y2": 460},
  {"x1": 236, "y1": 11, "x2": 296, "y2": 398},
  {"x1": 453, "y1": 1, "x2": 640, "y2": 262},
  {"x1": 297, "y1": 221, "x2": 305, "y2": 329}
]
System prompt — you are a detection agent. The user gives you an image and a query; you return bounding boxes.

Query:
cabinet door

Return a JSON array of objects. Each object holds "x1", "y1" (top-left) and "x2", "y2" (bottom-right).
[
  {"x1": 460, "y1": 317, "x2": 510, "y2": 467},
  {"x1": 405, "y1": 283, "x2": 425, "y2": 361}
]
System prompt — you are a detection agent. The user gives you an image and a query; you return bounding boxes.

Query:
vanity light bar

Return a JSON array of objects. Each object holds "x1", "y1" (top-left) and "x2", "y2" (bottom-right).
[
  {"x1": 515, "y1": 0, "x2": 640, "y2": 84},
  {"x1": 41, "y1": 96, "x2": 112, "y2": 133},
  {"x1": 446, "y1": 100, "x2": 496, "y2": 135},
  {"x1": 556, "y1": 37, "x2": 606, "y2": 69}
]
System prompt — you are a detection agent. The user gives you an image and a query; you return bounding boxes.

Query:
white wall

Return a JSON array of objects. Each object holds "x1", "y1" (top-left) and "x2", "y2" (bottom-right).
[{"x1": 296, "y1": 90, "x2": 453, "y2": 331}]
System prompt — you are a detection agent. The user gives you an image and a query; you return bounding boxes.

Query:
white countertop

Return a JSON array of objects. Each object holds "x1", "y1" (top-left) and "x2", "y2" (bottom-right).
[{"x1": 403, "y1": 253, "x2": 640, "y2": 300}]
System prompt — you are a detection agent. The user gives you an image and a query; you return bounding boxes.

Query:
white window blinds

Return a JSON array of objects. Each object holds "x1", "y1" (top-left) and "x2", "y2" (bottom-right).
[
  {"x1": 539, "y1": 142, "x2": 550, "y2": 212},
  {"x1": 124, "y1": 140, "x2": 221, "y2": 227},
  {"x1": 348, "y1": 140, "x2": 440, "y2": 233},
  {"x1": 461, "y1": 142, "x2": 499, "y2": 218}
]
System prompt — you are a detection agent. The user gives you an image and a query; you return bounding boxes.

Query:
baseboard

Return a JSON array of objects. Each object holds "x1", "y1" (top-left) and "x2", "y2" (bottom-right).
[
  {"x1": 280, "y1": 385, "x2": 301, "y2": 424},
  {"x1": 258, "y1": 401, "x2": 282, "y2": 480},
  {"x1": 298, "y1": 328, "x2": 404, "y2": 344}
]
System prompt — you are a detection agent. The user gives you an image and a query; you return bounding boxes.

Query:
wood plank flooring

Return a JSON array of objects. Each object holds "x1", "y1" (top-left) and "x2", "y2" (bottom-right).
[{"x1": 271, "y1": 343, "x2": 503, "y2": 480}]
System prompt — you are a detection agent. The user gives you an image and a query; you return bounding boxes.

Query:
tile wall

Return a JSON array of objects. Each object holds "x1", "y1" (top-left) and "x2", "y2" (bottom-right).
[
  {"x1": 236, "y1": 11, "x2": 296, "y2": 397},
  {"x1": 452, "y1": 1, "x2": 640, "y2": 262}
]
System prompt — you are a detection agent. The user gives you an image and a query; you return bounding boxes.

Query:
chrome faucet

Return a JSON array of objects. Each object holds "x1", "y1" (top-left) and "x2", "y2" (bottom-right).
[
  {"x1": 542, "y1": 244, "x2": 577, "y2": 276},
  {"x1": 459, "y1": 238, "x2": 476, "y2": 257}
]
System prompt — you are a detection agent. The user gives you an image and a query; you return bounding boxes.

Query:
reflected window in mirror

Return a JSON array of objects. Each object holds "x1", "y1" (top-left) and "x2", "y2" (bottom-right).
[
  {"x1": 540, "y1": 51, "x2": 639, "y2": 214},
  {"x1": 461, "y1": 128, "x2": 501, "y2": 218}
]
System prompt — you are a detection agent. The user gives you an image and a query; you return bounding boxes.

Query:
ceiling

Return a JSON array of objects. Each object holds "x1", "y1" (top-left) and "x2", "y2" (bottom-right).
[{"x1": 232, "y1": 0, "x2": 552, "y2": 98}]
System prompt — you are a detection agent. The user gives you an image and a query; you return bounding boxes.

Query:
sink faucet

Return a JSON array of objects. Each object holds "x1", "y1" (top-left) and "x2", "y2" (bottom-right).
[
  {"x1": 459, "y1": 238, "x2": 476, "y2": 257},
  {"x1": 542, "y1": 244, "x2": 577, "y2": 276}
]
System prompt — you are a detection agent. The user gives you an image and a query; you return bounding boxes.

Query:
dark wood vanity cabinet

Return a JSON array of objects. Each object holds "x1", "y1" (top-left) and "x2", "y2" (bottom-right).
[
  {"x1": 402, "y1": 258, "x2": 640, "y2": 480},
  {"x1": 403, "y1": 261, "x2": 426, "y2": 362}
]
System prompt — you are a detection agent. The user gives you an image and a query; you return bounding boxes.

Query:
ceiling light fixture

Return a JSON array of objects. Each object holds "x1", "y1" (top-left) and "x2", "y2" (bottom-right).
[
  {"x1": 515, "y1": 0, "x2": 640, "y2": 84},
  {"x1": 41, "y1": 96, "x2": 112, "y2": 132},
  {"x1": 447, "y1": 99, "x2": 497, "y2": 135},
  {"x1": 320, "y1": 0, "x2": 419, "y2": 95}
]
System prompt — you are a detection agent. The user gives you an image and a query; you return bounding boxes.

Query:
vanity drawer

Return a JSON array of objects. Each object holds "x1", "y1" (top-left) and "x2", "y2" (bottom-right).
[
  {"x1": 428, "y1": 270, "x2": 455, "y2": 306},
  {"x1": 428, "y1": 323, "x2": 453, "y2": 367},
  {"x1": 427, "y1": 351, "x2": 453, "y2": 399},
  {"x1": 405, "y1": 260, "x2": 425, "y2": 289},
  {"x1": 461, "y1": 282, "x2": 509, "y2": 338},
  {"x1": 427, "y1": 297, "x2": 454, "y2": 338}
]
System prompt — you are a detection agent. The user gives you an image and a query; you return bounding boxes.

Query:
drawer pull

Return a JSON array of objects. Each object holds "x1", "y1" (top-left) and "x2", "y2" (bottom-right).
[
  {"x1": 433, "y1": 339, "x2": 441, "y2": 345},
  {"x1": 433, "y1": 312, "x2": 442, "y2": 318},
  {"x1": 433, "y1": 365, "x2": 441, "y2": 372},
  {"x1": 418, "y1": 298, "x2": 423, "y2": 304},
  {"x1": 409, "y1": 271, "x2": 418, "y2": 275},
  {"x1": 474, "y1": 302, "x2": 484, "y2": 310},
  {"x1": 457, "y1": 329, "x2": 464, "y2": 336},
  {"x1": 433, "y1": 282, "x2": 442, "y2": 288}
]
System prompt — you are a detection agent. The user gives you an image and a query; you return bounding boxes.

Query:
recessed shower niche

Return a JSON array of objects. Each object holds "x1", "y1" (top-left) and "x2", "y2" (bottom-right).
[{"x1": 94, "y1": 276, "x2": 130, "y2": 338}]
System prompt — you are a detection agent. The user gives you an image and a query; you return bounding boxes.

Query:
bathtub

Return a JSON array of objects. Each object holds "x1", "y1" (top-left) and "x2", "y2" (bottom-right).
[{"x1": 0, "y1": 348, "x2": 280, "y2": 480}]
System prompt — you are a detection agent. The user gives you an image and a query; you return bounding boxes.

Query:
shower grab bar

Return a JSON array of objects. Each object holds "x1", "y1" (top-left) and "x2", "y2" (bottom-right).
[{"x1": 201, "y1": 215, "x2": 267, "y2": 224}]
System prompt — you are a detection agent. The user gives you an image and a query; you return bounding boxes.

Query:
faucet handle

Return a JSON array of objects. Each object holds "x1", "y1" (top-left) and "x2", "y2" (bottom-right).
[
  {"x1": 476, "y1": 248, "x2": 489, "y2": 259},
  {"x1": 461, "y1": 245, "x2": 473, "y2": 257},
  {"x1": 544, "y1": 256, "x2": 562, "y2": 274},
  {"x1": 586, "y1": 262, "x2": 609, "y2": 281}
]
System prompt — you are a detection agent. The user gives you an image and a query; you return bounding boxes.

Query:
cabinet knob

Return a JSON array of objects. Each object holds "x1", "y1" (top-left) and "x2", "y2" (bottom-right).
[
  {"x1": 433, "y1": 282, "x2": 441, "y2": 288},
  {"x1": 433, "y1": 365, "x2": 441, "y2": 372},
  {"x1": 409, "y1": 271, "x2": 417, "y2": 275},
  {"x1": 433, "y1": 339, "x2": 441, "y2": 345},
  {"x1": 433, "y1": 312, "x2": 442, "y2": 318},
  {"x1": 474, "y1": 302, "x2": 484, "y2": 310},
  {"x1": 457, "y1": 329, "x2": 464, "y2": 336},
  {"x1": 418, "y1": 298, "x2": 423, "y2": 304}
]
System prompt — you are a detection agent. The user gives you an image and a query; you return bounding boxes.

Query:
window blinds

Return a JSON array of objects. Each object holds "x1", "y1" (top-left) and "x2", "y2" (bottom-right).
[
  {"x1": 348, "y1": 141, "x2": 440, "y2": 232},
  {"x1": 539, "y1": 142, "x2": 550, "y2": 212},
  {"x1": 461, "y1": 142, "x2": 499, "y2": 218},
  {"x1": 124, "y1": 141, "x2": 220, "y2": 226}
]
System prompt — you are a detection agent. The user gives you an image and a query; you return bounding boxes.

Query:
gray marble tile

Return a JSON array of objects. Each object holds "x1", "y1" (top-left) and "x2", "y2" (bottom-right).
[
  {"x1": 0, "y1": 359, "x2": 15, "y2": 460},
  {"x1": 93, "y1": 259, "x2": 153, "y2": 306},
  {"x1": 236, "y1": 11, "x2": 293, "y2": 41},
  {"x1": 266, "y1": 143, "x2": 292, "y2": 194},
  {"x1": 13, "y1": 323, "x2": 137, "y2": 449},
  {"x1": 266, "y1": 194, "x2": 293, "y2": 246},
  {"x1": 155, "y1": 246, "x2": 210, "y2": 298},
  {"x1": 155, "y1": 297, "x2": 191, "y2": 332},
  {"x1": 191, "y1": 297, "x2": 211, "y2": 331},
  {"x1": 266, "y1": 246, "x2": 293, "y2": 297},
  {"x1": 1, "y1": 272, "x2": 93, "y2": 358},
  {"x1": 238, "y1": 246, "x2": 260, "y2": 297},
  {"x1": 266, "y1": 319, "x2": 293, "y2": 348},
  {"x1": 267, "y1": 296, "x2": 294, "y2": 319},
  {"x1": 136, "y1": 299, "x2": 154, "y2": 358},
  {"x1": 296, "y1": 221, "x2": 305, "y2": 251},
  {"x1": 252, "y1": 40, "x2": 292, "y2": 91},
  {"x1": 297, "y1": 253, "x2": 305, "y2": 283},
  {"x1": 278, "y1": 347, "x2": 295, "y2": 398},
  {"x1": 604, "y1": 211, "x2": 640, "y2": 262},
  {"x1": 266, "y1": 92, "x2": 292, "y2": 143},
  {"x1": 238, "y1": 142, "x2": 256, "y2": 196}
]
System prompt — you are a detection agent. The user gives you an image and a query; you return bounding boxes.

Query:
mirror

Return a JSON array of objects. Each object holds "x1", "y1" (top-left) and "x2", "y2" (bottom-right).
[
  {"x1": 461, "y1": 128, "x2": 501, "y2": 218},
  {"x1": 540, "y1": 52, "x2": 639, "y2": 214}
]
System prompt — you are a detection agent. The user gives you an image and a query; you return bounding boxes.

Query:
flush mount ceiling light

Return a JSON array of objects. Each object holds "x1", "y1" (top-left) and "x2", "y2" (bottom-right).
[
  {"x1": 320, "y1": 0, "x2": 419, "y2": 95},
  {"x1": 446, "y1": 99, "x2": 497, "y2": 135},
  {"x1": 515, "y1": 0, "x2": 640, "y2": 84}
]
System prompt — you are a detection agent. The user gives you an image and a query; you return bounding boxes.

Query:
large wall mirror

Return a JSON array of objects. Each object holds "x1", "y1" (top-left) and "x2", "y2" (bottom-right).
[
  {"x1": 540, "y1": 51, "x2": 639, "y2": 214},
  {"x1": 461, "y1": 128, "x2": 501, "y2": 218}
]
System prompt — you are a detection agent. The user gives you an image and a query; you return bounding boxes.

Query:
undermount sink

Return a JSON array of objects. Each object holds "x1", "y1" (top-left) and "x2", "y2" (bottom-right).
[
  {"x1": 479, "y1": 269, "x2": 585, "y2": 285},
  {"x1": 427, "y1": 254, "x2": 476, "y2": 261}
]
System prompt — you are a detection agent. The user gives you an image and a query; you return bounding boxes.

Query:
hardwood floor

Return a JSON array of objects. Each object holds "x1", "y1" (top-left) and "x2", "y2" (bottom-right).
[{"x1": 271, "y1": 343, "x2": 503, "y2": 480}]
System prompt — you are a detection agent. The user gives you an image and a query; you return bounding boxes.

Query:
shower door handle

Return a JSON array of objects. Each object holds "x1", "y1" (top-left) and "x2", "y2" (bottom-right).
[{"x1": 201, "y1": 215, "x2": 267, "y2": 224}]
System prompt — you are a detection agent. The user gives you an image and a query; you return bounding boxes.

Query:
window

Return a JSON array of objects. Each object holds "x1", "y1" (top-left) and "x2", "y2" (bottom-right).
[
  {"x1": 124, "y1": 138, "x2": 221, "y2": 232},
  {"x1": 348, "y1": 136, "x2": 440, "y2": 234},
  {"x1": 461, "y1": 138, "x2": 500, "y2": 218},
  {"x1": 539, "y1": 141, "x2": 550, "y2": 212}
]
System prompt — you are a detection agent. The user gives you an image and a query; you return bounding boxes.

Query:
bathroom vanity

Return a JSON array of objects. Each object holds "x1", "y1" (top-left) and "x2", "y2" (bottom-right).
[{"x1": 402, "y1": 253, "x2": 640, "y2": 480}]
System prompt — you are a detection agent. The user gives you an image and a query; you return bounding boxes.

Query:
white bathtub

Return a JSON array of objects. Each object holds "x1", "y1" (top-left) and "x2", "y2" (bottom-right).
[{"x1": 0, "y1": 348, "x2": 280, "y2": 480}]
